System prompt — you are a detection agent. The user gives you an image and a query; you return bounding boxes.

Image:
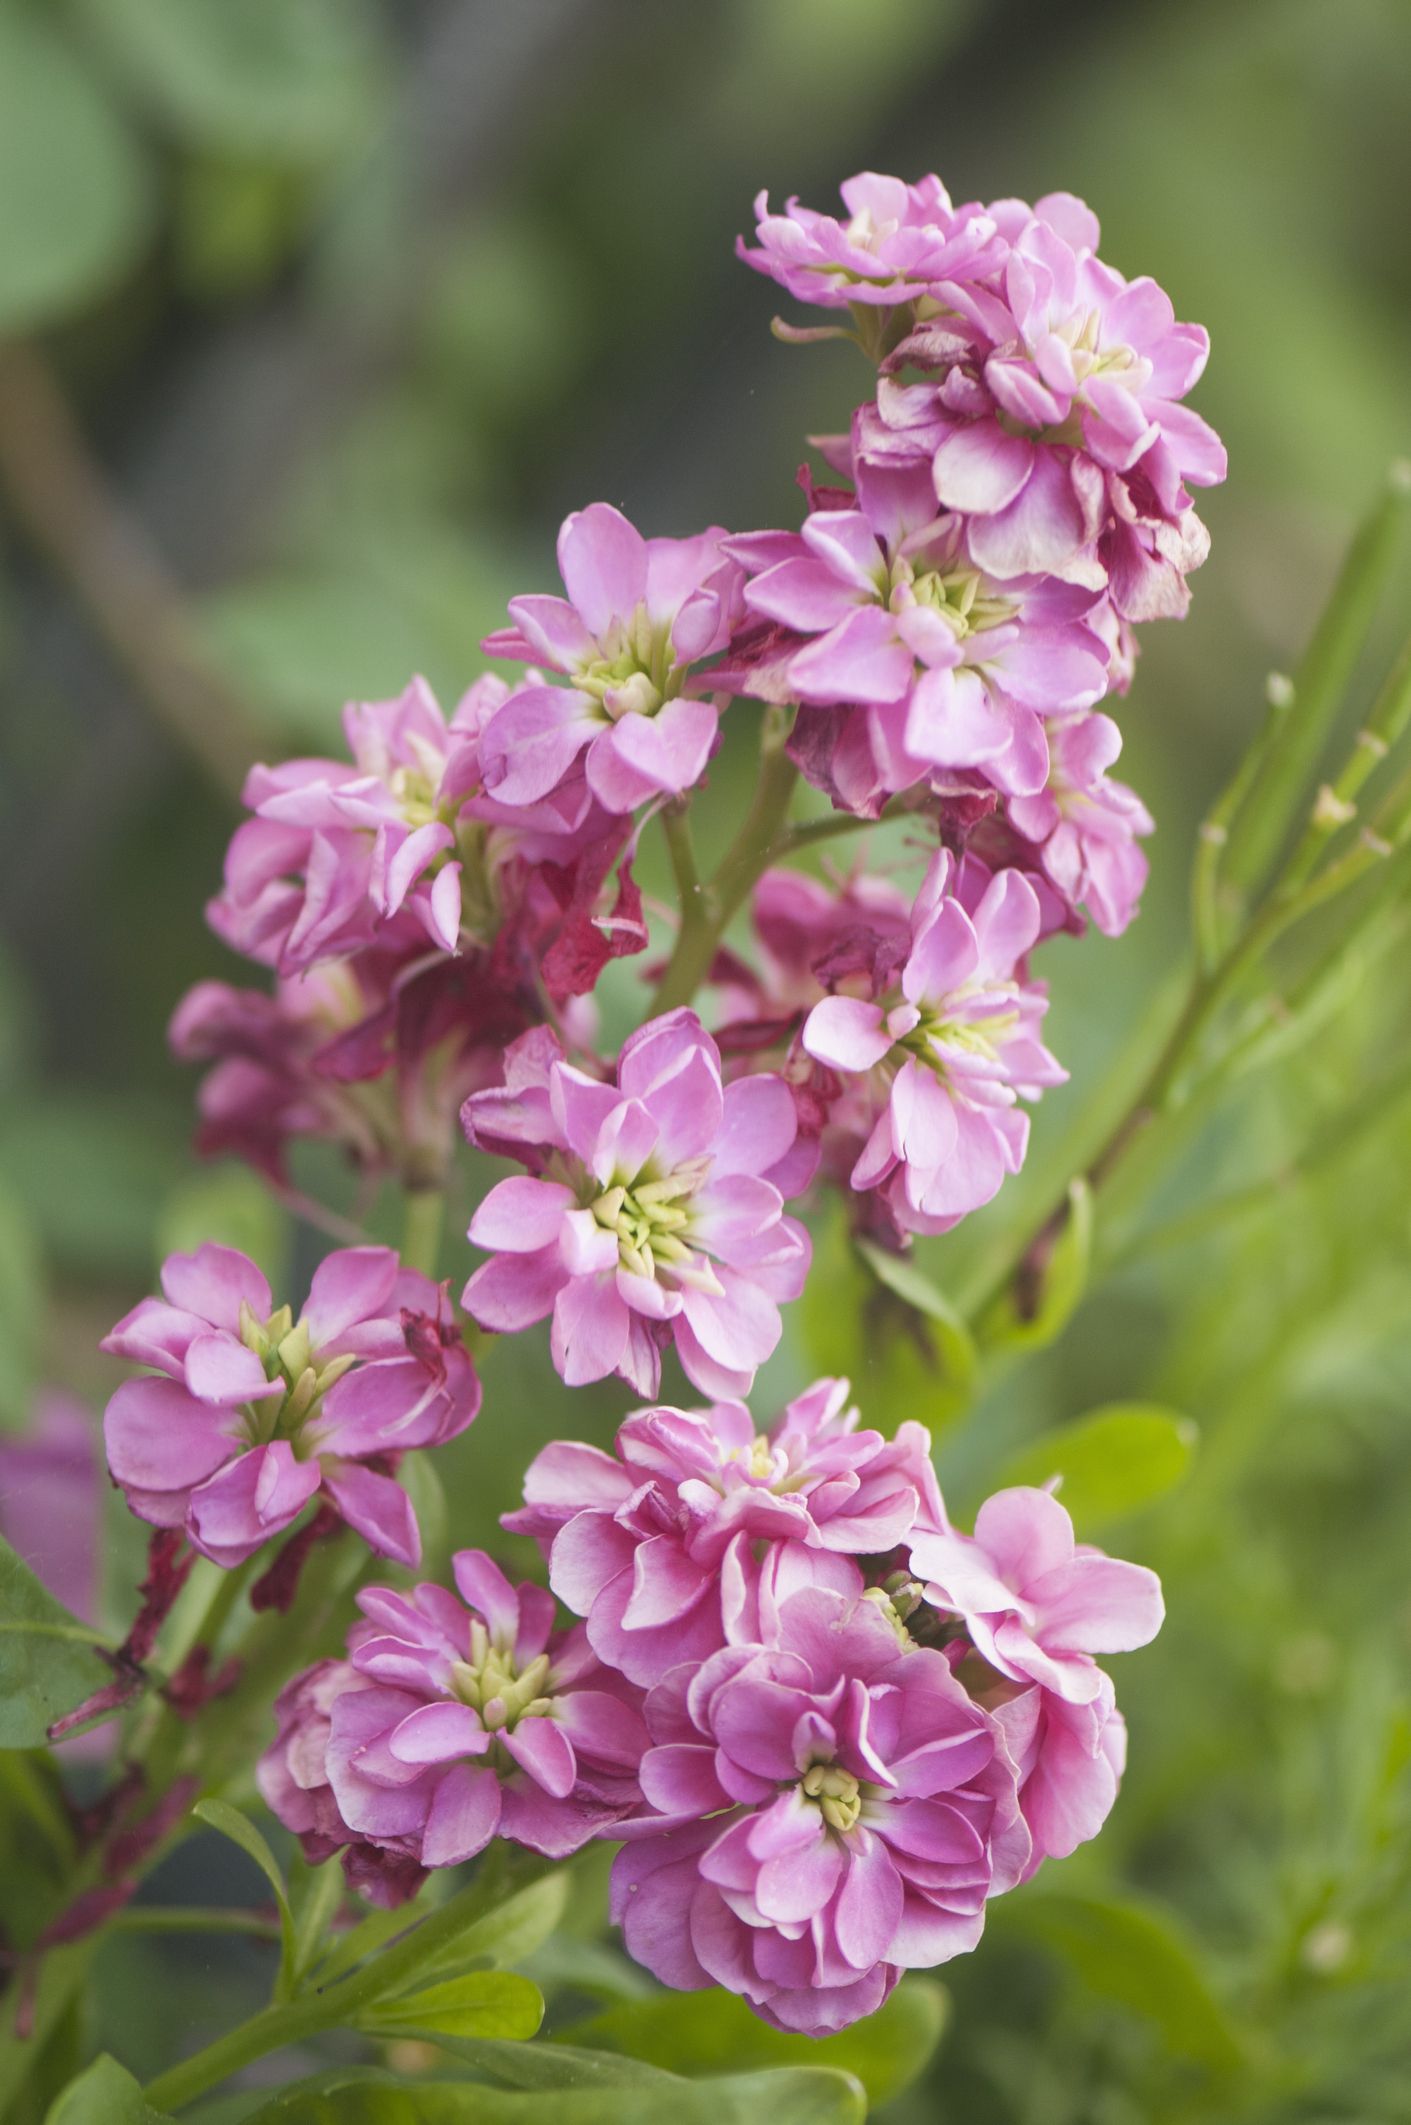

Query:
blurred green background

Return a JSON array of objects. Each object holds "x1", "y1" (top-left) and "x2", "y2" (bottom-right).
[{"x1": 2, "y1": 0, "x2": 1410, "y2": 2119}]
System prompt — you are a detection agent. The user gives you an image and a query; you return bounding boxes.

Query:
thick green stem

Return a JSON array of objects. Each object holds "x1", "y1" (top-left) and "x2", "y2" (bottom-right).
[
  {"x1": 400, "y1": 1185, "x2": 445, "y2": 1279},
  {"x1": 143, "y1": 1856, "x2": 552, "y2": 2113},
  {"x1": 650, "y1": 708, "x2": 799, "y2": 1014}
]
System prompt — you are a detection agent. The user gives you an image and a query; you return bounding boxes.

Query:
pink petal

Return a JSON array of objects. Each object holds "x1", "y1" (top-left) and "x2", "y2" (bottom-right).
[
  {"x1": 421, "y1": 1761, "x2": 502, "y2": 1867},
  {"x1": 104, "y1": 1377, "x2": 234, "y2": 1494},
  {"x1": 480, "y1": 684, "x2": 597, "y2": 806},
  {"x1": 557, "y1": 504, "x2": 648, "y2": 638},
  {"x1": 789, "y1": 606, "x2": 914, "y2": 707},
  {"x1": 469, "y1": 1177, "x2": 576, "y2": 1253},
  {"x1": 388, "y1": 1700, "x2": 485, "y2": 1765},
  {"x1": 932, "y1": 420, "x2": 1034, "y2": 515},
  {"x1": 551, "y1": 1275, "x2": 632, "y2": 1385},
  {"x1": 161, "y1": 1244, "x2": 271, "y2": 1331},
  {"x1": 503, "y1": 1714, "x2": 576, "y2": 1798},
  {"x1": 320, "y1": 1461, "x2": 420, "y2": 1564},
  {"x1": 184, "y1": 1334, "x2": 279, "y2": 1406},
  {"x1": 802, "y1": 996, "x2": 893, "y2": 1072},
  {"x1": 303, "y1": 1246, "x2": 399, "y2": 1350}
]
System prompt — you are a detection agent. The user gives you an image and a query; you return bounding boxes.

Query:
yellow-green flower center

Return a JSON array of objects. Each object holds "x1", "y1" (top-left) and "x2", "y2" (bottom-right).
[
  {"x1": 237, "y1": 1301, "x2": 357, "y2": 1455},
  {"x1": 586, "y1": 1159, "x2": 721, "y2": 1292},
  {"x1": 449, "y1": 1621, "x2": 554, "y2": 1733},
  {"x1": 801, "y1": 1763, "x2": 863, "y2": 1835}
]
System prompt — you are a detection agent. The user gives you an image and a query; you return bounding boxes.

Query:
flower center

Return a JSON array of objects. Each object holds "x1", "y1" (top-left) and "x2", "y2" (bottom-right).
[
  {"x1": 889, "y1": 556, "x2": 1015, "y2": 641},
  {"x1": 448, "y1": 1622, "x2": 554, "y2": 1733},
  {"x1": 576, "y1": 605, "x2": 675, "y2": 721},
  {"x1": 238, "y1": 1301, "x2": 357, "y2": 1455},
  {"x1": 586, "y1": 1160, "x2": 722, "y2": 1292},
  {"x1": 801, "y1": 1762, "x2": 863, "y2": 1835}
]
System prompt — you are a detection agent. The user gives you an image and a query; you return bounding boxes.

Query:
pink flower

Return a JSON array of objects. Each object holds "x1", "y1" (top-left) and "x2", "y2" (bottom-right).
[
  {"x1": 999, "y1": 710, "x2": 1153, "y2": 936},
  {"x1": 728, "y1": 457, "x2": 1110, "y2": 811},
  {"x1": 802, "y1": 850, "x2": 1065, "y2": 1234},
  {"x1": 907, "y1": 1485, "x2": 1164, "y2": 1705},
  {"x1": 479, "y1": 505, "x2": 745, "y2": 814},
  {"x1": 988, "y1": 1671, "x2": 1128, "y2": 1878},
  {"x1": 102, "y1": 1245, "x2": 480, "y2": 1567},
  {"x1": 462, "y1": 1011, "x2": 811, "y2": 1399},
  {"x1": 506, "y1": 1377, "x2": 941, "y2": 1686},
  {"x1": 611, "y1": 1582, "x2": 1028, "y2": 2035},
  {"x1": 737, "y1": 173, "x2": 1005, "y2": 309},
  {"x1": 0, "y1": 1393, "x2": 102, "y2": 1628},
  {"x1": 260, "y1": 1551, "x2": 647, "y2": 1893}
]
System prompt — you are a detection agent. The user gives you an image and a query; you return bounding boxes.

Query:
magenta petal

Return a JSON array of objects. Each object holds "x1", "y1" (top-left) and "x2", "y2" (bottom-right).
[
  {"x1": 421, "y1": 1760, "x2": 502, "y2": 1866},
  {"x1": 184, "y1": 1334, "x2": 279, "y2": 1406},
  {"x1": 104, "y1": 1377, "x2": 235, "y2": 1495},
  {"x1": 835, "y1": 1838, "x2": 904, "y2": 1967},
  {"x1": 321, "y1": 1461, "x2": 420, "y2": 1565},
  {"x1": 557, "y1": 504, "x2": 648, "y2": 638},
  {"x1": 503, "y1": 1714, "x2": 576, "y2": 1798},
  {"x1": 480, "y1": 685, "x2": 597, "y2": 806},
  {"x1": 161, "y1": 1244, "x2": 271, "y2": 1330},
  {"x1": 789, "y1": 607, "x2": 914, "y2": 707},
  {"x1": 388, "y1": 1700, "x2": 485, "y2": 1765},
  {"x1": 187, "y1": 1443, "x2": 321, "y2": 1566},
  {"x1": 303, "y1": 1247, "x2": 399, "y2": 1350},
  {"x1": 803, "y1": 996, "x2": 893, "y2": 1072},
  {"x1": 469, "y1": 1177, "x2": 575, "y2": 1253},
  {"x1": 551, "y1": 1275, "x2": 631, "y2": 1386}
]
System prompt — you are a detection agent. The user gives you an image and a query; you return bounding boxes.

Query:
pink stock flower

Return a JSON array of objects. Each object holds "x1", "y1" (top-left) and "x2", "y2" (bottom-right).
[
  {"x1": 462, "y1": 1011, "x2": 811, "y2": 1399},
  {"x1": 102, "y1": 1245, "x2": 480, "y2": 1567},
  {"x1": 857, "y1": 204, "x2": 1223, "y2": 612},
  {"x1": 505, "y1": 1377, "x2": 941, "y2": 1686},
  {"x1": 728, "y1": 457, "x2": 1110, "y2": 812},
  {"x1": 998, "y1": 710, "x2": 1153, "y2": 936},
  {"x1": 611, "y1": 1581, "x2": 1028, "y2": 2035},
  {"x1": 988, "y1": 1669, "x2": 1128, "y2": 1878},
  {"x1": 479, "y1": 505, "x2": 745, "y2": 815},
  {"x1": 907, "y1": 1485, "x2": 1164, "y2": 1705},
  {"x1": 803, "y1": 850, "x2": 1065, "y2": 1234},
  {"x1": 207, "y1": 674, "x2": 614, "y2": 981},
  {"x1": 738, "y1": 173, "x2": 1004, "y2": 309},
  {"x1": 260, "y1": 1551, "x2": 647, "y2": 1895}
]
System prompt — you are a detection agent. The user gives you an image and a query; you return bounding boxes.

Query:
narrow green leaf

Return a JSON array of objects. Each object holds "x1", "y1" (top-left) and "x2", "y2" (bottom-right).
[
  {"x1": 1224, "y1": 463, "x2": 1411, "y2": 896},
  {"x1": 358, "y1": 1971, "x2": 544, "y2": 2042},
  {"x1": 978, "y1": 1179, "x2": 1093, "y2": 1354},
  {"x1": 411, "y1": 1869, "x2": 570, "y2": 1985},
  {"x1": 286, "y1": 1852, "x2": 345, "y2": 1992},
  {"x1": 562, "y1": 1977, "x2": 947, "y2": 2107},
  {"x1": 991, "y1": 1405, "x2": 1197, "y2": 1529},
  {"x1": 856, "y1": 1238, "x2": 978, "y2": 1400},
  {"x1": 192, "y1": 1800, "x2": 296, "y2": 1995},
  {"x1": 243, "y1": 2060, "x2": 866, "y2": 2124},
  {"x1": 1002, "y1": 1890, "x2": 1246, "y2": 2075},
  {"x1": 44, "y1": 2053, "x2": 171, "y2": 2123},
  {"x1": 0, "y1": 1536, "x2": 113, "y2": 1748}
]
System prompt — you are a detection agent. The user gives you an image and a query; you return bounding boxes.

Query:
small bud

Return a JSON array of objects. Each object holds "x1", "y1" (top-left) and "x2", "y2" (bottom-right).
[
  {"x1": 1312, "y1": 783, "x2": 1356, "y2": 829},
  {"x1": 1265, "y1": 671, "x2": 1295, "y2": 709}
]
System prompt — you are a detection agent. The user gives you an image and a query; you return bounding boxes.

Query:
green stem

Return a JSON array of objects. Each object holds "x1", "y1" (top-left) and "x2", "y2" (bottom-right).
[
  {"x1": 1191, "y1": 671, "x2": 1293, "y2": 969},
  {"x1": 143, "y1": 1855, "x2": 552, "y2": 2113},
  {"x1": 650, "y1": 707, "x2": 799, "y2": 1015},
  {"x1": 110, "y1": 1907, "x2": 284, "y2": 1944},
  {"x1": 400, "y1": 1186, "x2": 445, "y2": 1279}
]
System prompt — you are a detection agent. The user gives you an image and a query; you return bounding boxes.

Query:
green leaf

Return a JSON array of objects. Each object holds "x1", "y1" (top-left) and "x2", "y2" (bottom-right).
[
  {"x1": 157, "y1": 1167, "x2": 287, "y2": 1289},
  {"x1": 0, "y1": 1093, "x2": 188, "y2": 1281},
  {"x1": 978, "y1": 1178, "x2": 1094, "y2": 1355},
  {"x1": 562, "y1": 1977, "x2": 947, "y2": 2108},
  {"x1": 74, "y1": 0, "x2": 382, "y2": 163},
  {"x1": 411, "y1": 1870, "x2": 570, "y2": 1985},
  {"x1": 0, "y1": 1536, "x2": 113, "y2": 1749},
  {"x1": 286, "y1": 1852, "x2": 346, "y2": 1993},
  {"x1": 1003, "y1": 1890, "x2": 1246, "y2": 2076},
  {"x1": 990, "y1": 1404, "x2": 1197, "y2": 1530},
  {"x1": 243, "y1": 2060, "x2": 865, "y2": 2123},
  {"x1": 0, "y1": 12, "x2": 152, "y2": 333},
  {"x1": 43, "y1": 2052, "x2": 171, "y2": 2123},
  {"x1": 0, "y1": 1180, "x2": 42, "y2": 1430},
  {"x1": 358, "y1": 1970, "x2": 544, "y2": 2042},
  {"x1": 191, "y1": 1801, "x2": 296, "y2": 1996},
  {"x1": 856, "y1": 1239, "x2": 978, "y2": 1405}
]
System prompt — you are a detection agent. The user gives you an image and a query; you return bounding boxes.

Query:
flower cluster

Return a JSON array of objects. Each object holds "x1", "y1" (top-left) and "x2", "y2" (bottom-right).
[
  {"x1": 262, "y1": 1379, "x2": 1160, "y2": 2033},
  {"x1": 102, "y1": 1244, "x2": 479, "y2": 1566},
  {"x1": 84, "y1": 165, "x2": 1199, "y2": 2043}
]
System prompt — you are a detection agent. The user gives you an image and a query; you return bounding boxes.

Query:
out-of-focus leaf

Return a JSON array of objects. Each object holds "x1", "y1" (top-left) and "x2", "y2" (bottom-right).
[
  {"x1": 991, "y1": 1404, "x2": 1196, "y2": 1529},
  {"x1": 157, "y1": 1167, "x2": 286, "y2": 1288},
  {"x1": 0, "y1": 1094, "x2": 187, "y2": 1280},
  {"x1": 358, "y1": 1970, "x2": 543, "y2": 2042},
  {"x1": 563, "y1": 1977, "x2": 947, "y2": 2107},
  {"x1": 192, "y1": 1800, "x2": 296, "y2": 1994},
  {"x1": 522, "y1": 1935, "x2": 655, "y2": 2006},
  {"x1": 0, "y1": 1181, "x2": 42, "y2": 1430},
  {"x1": 244, "y1": 2059, "x2": 865, "y2": 2123},
  {"x1": 1003, "y1": 1890, "x2": 1246, "y2": 2075},
  {"x1": 978, "y1": 1179, "x2": 1094, "y2": 1355},
  {"x1": 0, "y1": 12, "x2": 152, "y2": 333},
  {"x1": 856, "y1": 1237, "x2": 977, "y2": 1402},
  {"x1": 42, "y1": 2053, "x2": 170, "y2": 2123},
  {"x1": 0, "y1": 1536, "x2": 112, "y2": 1749},
  {"x1": 74, "y1": 0, "x2": 381, "y2": 162},
  {"x1": 398, "y1": 1449, "x2": 449, "y2": 1583},
  {"x1": 800, "y1": 1208, "x2": 973, "y2": 1432},
  {"x1": 174, "y1": 158, "x2": 303, "y2": 303},
  {"x1": 286, "y1": 1850, "x2": 346, "y2": 1993}
]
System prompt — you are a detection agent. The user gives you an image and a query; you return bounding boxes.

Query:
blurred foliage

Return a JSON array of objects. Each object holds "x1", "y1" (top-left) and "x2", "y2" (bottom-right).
[{"x1": 1, "y1": 0, "x2": 1411, "y2": 2119}]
